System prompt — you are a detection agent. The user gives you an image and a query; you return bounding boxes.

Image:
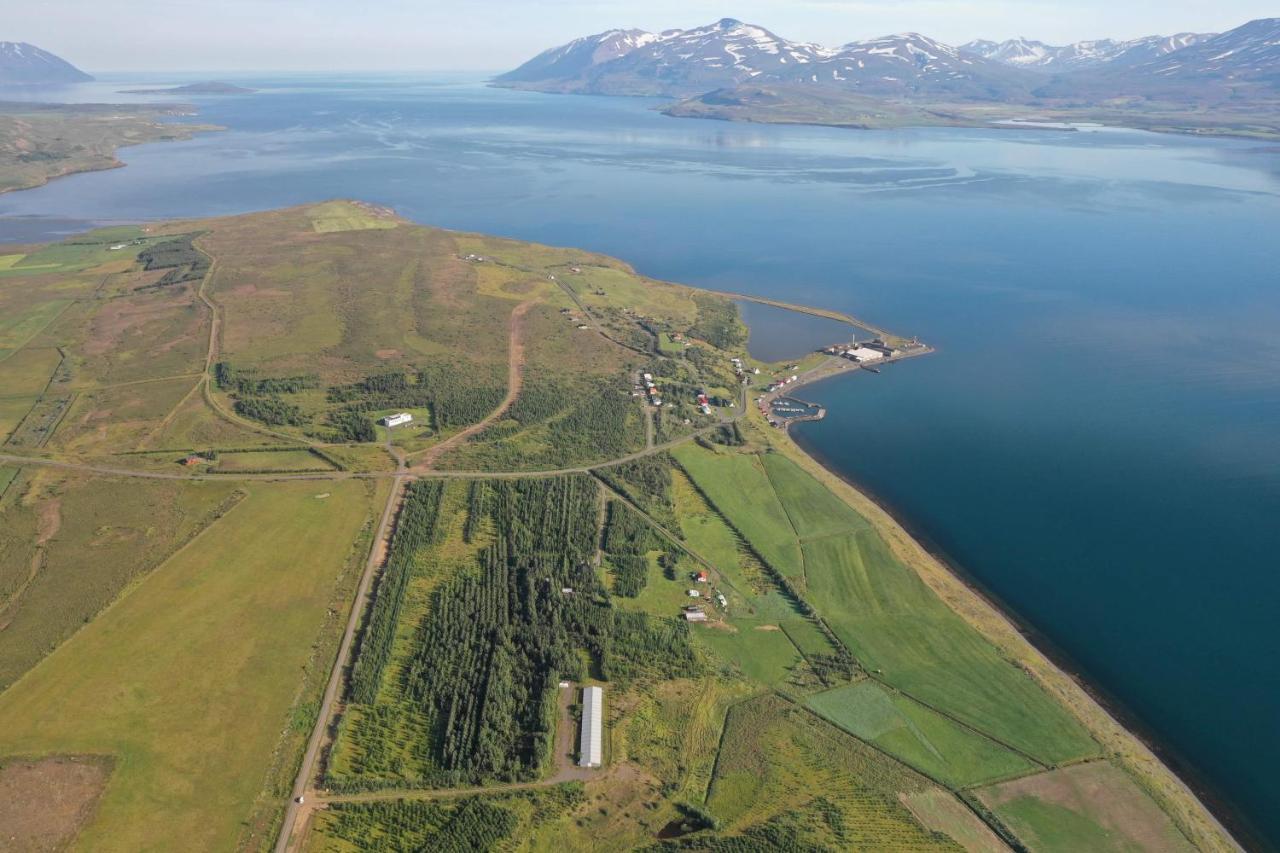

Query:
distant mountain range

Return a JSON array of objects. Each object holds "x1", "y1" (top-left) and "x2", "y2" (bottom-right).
[
  {"x1": 0, "y1": 42, "x2": 92, "y2": 85},
  {"x1": 960, "y1": 33, "x2": 1214, "y2": 73},
  {"x1": 495, "y1": 17, "x2": 1280, "y2": 107},
  {"x1": 495, "y1": 19, "x2": 1033, "y2": 100}
]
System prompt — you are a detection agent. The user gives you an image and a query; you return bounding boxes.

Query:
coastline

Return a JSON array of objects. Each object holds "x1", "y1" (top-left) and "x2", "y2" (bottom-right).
[{"x1": 761, "y1": 356, "x2": 1244, "y2": 852}]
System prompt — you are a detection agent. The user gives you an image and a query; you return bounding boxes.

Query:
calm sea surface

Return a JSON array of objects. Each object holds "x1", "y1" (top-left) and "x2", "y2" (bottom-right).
[{"x1": 4, "y1": 73, "x2": 1278, "y2": 848}]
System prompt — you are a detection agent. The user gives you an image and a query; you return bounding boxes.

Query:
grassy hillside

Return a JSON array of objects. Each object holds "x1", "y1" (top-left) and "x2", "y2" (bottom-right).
[{"x1": 0, "y1": 102, "x2": 219, "y2": 194}]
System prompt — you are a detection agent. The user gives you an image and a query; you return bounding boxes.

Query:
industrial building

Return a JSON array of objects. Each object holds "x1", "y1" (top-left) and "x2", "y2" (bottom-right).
[
  {"x1": 847, "y1": 347, "x2": 885, "y2": 363},
  {"x1": 380, "y1": 412, "x2": 413, "y2": 428},
  {"x1": 579, "y1": 685, "x2": 604, "y2": 768}
]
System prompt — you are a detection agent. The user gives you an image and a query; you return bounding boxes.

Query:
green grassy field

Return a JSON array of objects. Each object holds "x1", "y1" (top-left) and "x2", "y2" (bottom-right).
[
  {"x1": 802, "y1": 530, "x2": 1097, "y2": 765},
  {"x1": 671, "y1": 446, "x2": 804, "y2": 583},
  {"x1": 308, "y1": 200, "x2": 400, "y2": 233},
  {"x1": 706, "y1": 693, "x2": 969, "y2": 849},
  {"x1": 0, "y1": 346, "x2": 61, "y2": 394},
  {"x1": 212, "y1": 448, "x2": 336, "y2": 472},
  {"x1": 759, "y1": 451, "x2": 870, "y2": 539},
  {"x1": 806, "y1": 681, "x2": 1038, "y2": 788},
  {"x1": 0, "y1": 479, "x2": 378, "y2": 852},
  {"x1": 975, "y1": 762, "x2": 1195, "y2": 852},
  {"x1": 0, "y1": 470, "x2": 244, "y2": 689},
  {"x1": 0, "y1": 395, "x2": 36, "y2": 441},
  {"x1": 0, "y1": 298, "x2": 72, "y2": 357},
  {"x1": 675, "y1": 443, "x2": 1099, "y2": 767}
]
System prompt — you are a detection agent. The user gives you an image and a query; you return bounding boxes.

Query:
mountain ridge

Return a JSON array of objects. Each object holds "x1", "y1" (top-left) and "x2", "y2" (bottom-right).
[
  {"x1": 494, "y1": 18, "x2": 1035, "y2": 100},
  {"x1": 497, "y1": 17, "x2": 1280, "y2": 122},
  {"x1": 0, "y1": 41, "x2": 93, "y2": 85},
  {"x1": 960, "y1": 33, "x2": 1215, "y2": 72}
]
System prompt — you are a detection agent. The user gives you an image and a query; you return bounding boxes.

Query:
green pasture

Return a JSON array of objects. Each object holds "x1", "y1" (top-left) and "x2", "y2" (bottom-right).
[
  {"x1": 806, "y1": 681, "x2": 1038, "y2": 788},
  {"x1": 671, "y1": 445, "x2": 804, "y2": 582},
  {"x1": 975, "y1": 762, "x2": 1195, "y2": 852},
  {"x1": 803, "y1": 530, "x2": 1098, "y2": 765},
  {"x1": 0, "y1": 479, "x2": 377, "y2": 852}
]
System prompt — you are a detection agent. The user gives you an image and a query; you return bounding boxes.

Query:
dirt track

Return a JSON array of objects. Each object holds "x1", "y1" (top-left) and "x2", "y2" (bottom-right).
[{"x1": 410, "y1": 299, "x2": 533, "y2": 470}]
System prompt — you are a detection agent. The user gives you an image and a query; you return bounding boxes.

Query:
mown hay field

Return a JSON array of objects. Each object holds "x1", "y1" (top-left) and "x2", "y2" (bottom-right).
[
  {"x1": 0, "y1": 479, "x2": 378, "y2": 852},
  {"x1": 974, "y1": 762, "x2": 1195, "y2": 853},
  {"x1": 806, "y1": 681, "x2": 1038, "y2": 788},
  {"x1": 0, "y1": 470, "x2": 243, "y2": 689}
]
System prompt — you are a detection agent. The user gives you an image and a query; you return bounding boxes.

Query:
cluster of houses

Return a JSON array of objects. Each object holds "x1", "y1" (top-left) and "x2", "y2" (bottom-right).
[
  {"x1": 640, "y1": 373, "x2": 662, "y2": 407},
  {"x1": 824, "y1": 339, "x2": 898, "y2": 363},
  {"x1": 682, "y1": 569, "x2": 728, "y2": 622},
  {"x1": 730, "y1": 356, "x2": 761, "y2": 382},
  {"x1": 461, "y1": 253, "x2": 487, "y2": 263},
  {"x1": 765, "y1": 373, "x2": 800, "y2": 394}
]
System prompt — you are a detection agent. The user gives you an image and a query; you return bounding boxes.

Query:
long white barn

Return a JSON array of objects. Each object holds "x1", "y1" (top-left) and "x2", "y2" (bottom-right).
[{"x1": 579, "y1": 685, "x2": 603, "y2": 768}]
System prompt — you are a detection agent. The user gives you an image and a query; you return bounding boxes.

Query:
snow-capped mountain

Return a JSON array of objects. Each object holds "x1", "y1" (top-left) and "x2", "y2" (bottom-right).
[
  {"x1": 811, "y1": 33, "x2": 1031, "y2": 98},
  {"x1": 1030, "y1": 18, "x2": 1280, "y2": 100},
  {"x1": 493, "y1": 29, "x2": 661, "y2": 87},
  {"x1": 499, "y1": 17, "x2": 1278, "y2": 105},
  {"x1": 0, "y1": 41, "x2": 93, "y2": 85},
  {"x1": 1128, "y1": 18, "x2": 1279, "y2": 82},
  {"x1": 495, "y1": 19, "x2": 834, "y2": 97},
  {"x1": 496, "y1": 19, "x2": 1031, "y2": 100},
  {"x1": 961, "y1": 33, "x2": 1214, "y2": 72}
]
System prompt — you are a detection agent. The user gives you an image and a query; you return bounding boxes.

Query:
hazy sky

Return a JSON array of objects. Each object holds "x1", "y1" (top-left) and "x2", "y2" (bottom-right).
[{"x1": 8, "y1": 0, "x2": 1275, "y2": 72}]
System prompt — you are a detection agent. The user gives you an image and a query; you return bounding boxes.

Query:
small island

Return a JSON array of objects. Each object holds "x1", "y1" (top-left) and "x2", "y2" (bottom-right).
[{"x1": 118, "y1": 81, "x2": 256, "y2": 95}]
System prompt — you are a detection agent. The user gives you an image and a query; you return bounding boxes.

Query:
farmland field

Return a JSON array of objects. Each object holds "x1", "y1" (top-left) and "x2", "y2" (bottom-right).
[
  {"x1": 212, "y1": 448, "x2": 336, "y2": 472},
  {"x1": 675, "y1": 443, "x2": 1099, "y2": 766},
  {"x1": 900, "y1": 789, "x2": 1009, "y2": 853},
  {"x1": 0, "y1": 479, "x2": 379, "y2": 851},
  {"x1": 0, "y1": 346, "x2": 61, "y2": 395},
  {"x1": 0, "y1": 298, "x2": 72, "y2": 357},
  {"x1": 975, "y1": 762, "x2": 1195, "y2": 852},
  {"x1": 0, "y1": 395, "x2": 36, "y2": 441},
  {"x1": 0, "y1": 470, "x2": 243, "y2": 689},
  {"x1": 805, "y1": 681, "x2": 1038, "y2": 788},
  {"x1": 802, "y1": 529, "x2": 1097, "y2": 765},
  {"x1": 705, "y1": 693, "x2": 967, "y2": 849},
  {"x1": 671, "y1": 446, "x2": 804, "y2": 582}
]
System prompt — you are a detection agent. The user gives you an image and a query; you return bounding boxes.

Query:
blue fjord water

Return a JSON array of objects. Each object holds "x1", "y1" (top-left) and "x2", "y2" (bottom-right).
[{"x1": 3, "y1": 74, "x2": 1278, "y2": 848}]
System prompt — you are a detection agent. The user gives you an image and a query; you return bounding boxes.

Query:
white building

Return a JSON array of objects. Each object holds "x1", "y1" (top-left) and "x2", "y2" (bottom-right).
[
  {"x1": 579, "y1": 685, "x2": 604, "y2": 768},
  {"x1": 849, "y1": 347, "x2": 885, "y2": 363},
  {"x1": 381, "y1": 412, "x2": 413, "y2": 428}
]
